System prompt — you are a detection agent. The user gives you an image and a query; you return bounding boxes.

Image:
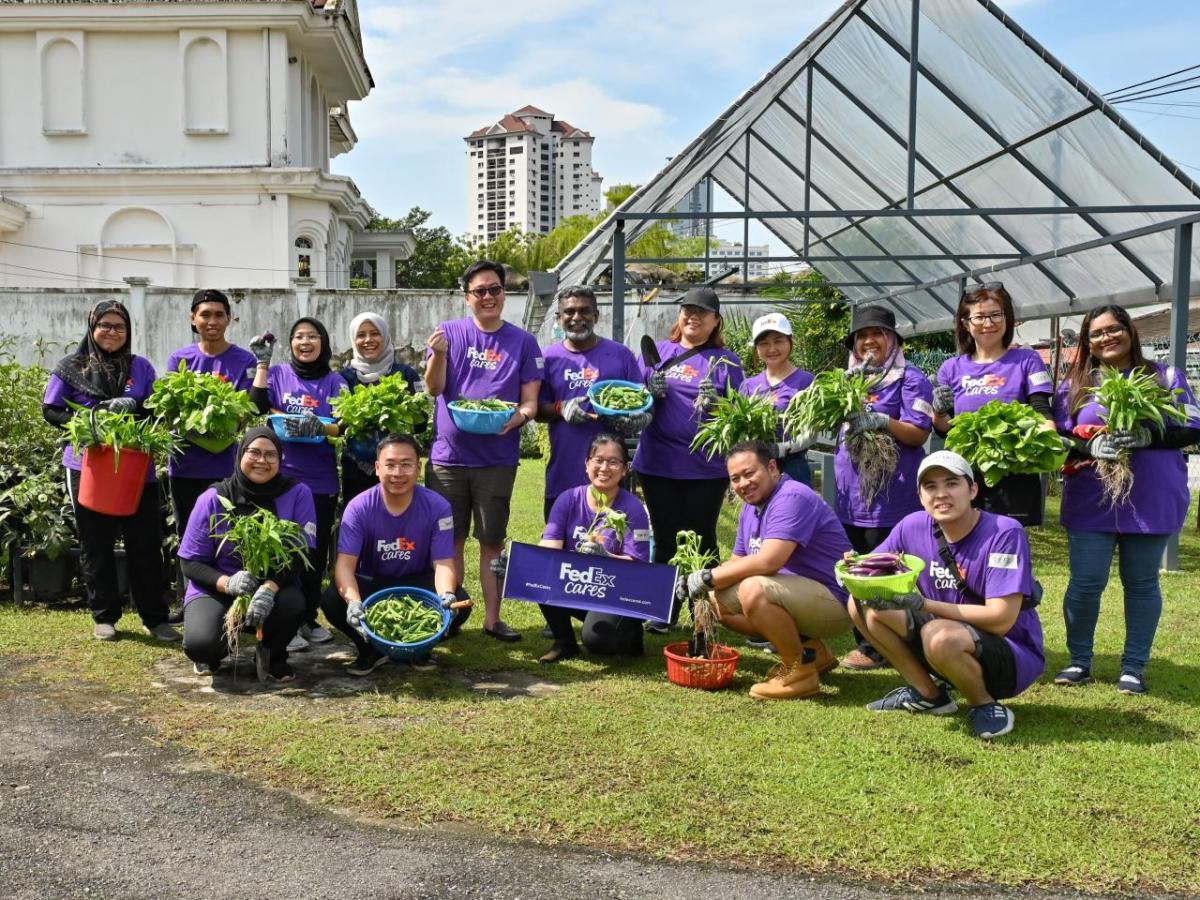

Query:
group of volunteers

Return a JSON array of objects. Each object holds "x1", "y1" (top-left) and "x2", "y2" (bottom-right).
[{"x1": 39, "y1": 261, "x2": 1199, "y2": 738}]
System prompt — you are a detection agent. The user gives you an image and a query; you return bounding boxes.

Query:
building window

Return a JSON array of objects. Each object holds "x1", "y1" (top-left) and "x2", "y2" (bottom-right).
[
  {"x1": 295, "y1": 237, "x2": 313, "y2": 278},
  {"x1": 509, "y1": 146, "x2": 523, "y2": 155}
]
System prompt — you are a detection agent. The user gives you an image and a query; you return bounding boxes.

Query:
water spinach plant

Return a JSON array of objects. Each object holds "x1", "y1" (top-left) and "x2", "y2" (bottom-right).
[
  {"x1": 668, "y1": 530, "x2": 720, "y2": 659},
  {"x1": 690, "y1": 388, "x2": 779, "y2": 459},
  {"x1": 1093, "y1": 366, "x2": 1187, "y2": 505},
  {"x1": 64, "y1": 403, "x2": 180, "y2": 467},
  {"x1": 145, "y1": 361, "x2": 258, "y2": 450},
  {"x1": 329, "y1": 373, "x2": 432, "y2": 439}
]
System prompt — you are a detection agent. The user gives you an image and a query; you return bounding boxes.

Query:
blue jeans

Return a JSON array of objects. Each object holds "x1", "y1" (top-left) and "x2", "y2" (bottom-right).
[
  {"x1": 779, "y1": 452, "x2": 812, "y2": 487},
  {"x1": 1062, "y1": 530, "x2": 1169, "y2": 675}
]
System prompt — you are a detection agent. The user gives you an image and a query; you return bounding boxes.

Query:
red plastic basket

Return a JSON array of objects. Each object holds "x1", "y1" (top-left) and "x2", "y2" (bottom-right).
[
  {"x1": 78, "y1": 446, "x2": 150, "y2": 516},
  {"x1": 663, "y1": 641, "x2": 740, "y2": 690}
]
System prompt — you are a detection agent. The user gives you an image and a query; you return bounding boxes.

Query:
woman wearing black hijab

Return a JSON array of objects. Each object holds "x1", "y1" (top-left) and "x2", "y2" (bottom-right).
[
  {"x1": 249, "y1": 317, "x2": 346, "y2": 650},
  {"x1": 177, "y1": 426, "x2": 316, "y2": 680},
  {"x1": 42, "y1": 300, "x2": 175, "y2": 642}
]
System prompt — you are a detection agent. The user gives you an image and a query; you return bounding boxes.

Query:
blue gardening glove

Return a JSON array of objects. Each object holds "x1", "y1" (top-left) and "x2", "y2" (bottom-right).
[
  {"x1": 686, "y1": 569, "x2": 713, "y2": 600},
  {"x1": 932, "y1": 385, "x2": 955, "y2": 417},
  {"x1": 244, "y1": 583, "x2": 276, "y2": 629},
  {"x1": 345, "y1": 600, "x2": 365, "y2": 630},
  {"x1": 438, "y1": 592, "x2": 458, "y2": 609},
  {"x1": 578, "y1": 540, "x2": 610, "y2": 557},
  {"x1": 489, "y1": 547, "x2": 509, "y2": 581},
  {"x1": 249, "y1": 333, "x2": 275, "y2": 366},
  {"x1": 860, "y1": 591, "x2": 925, "y2": 612},
  {"x1": 560, "y1": 396, "x2": 590, "y2": 425},
  {"x1": 848, "y1": 410, "x2": 890, "y2": 434},
  {"x1": 607, "y1": 410, "x2": 651, "y2": 436},
  {"x1": 1110, "y1": 427, "x2": 1152, "y2": 450},
  {"x1": 773, "y1": 433, "x2": 815, "y2": 458},
  {"x1": 1086, "y1": 433, "x2": 1122, "y2": 461},
  {"x1": 696, "y1": 377, "x2": 719, "y2": 413},
  {"x1": 225, "y1": 570, "x2": 260, "y2": 598},
  {"x1": 646, "y1": 370, "x2": 668, "y2": 400},
  {"x1": 284, "y1": 411, "x2": 326, "y2": 438},
  {"x1": 100, "y1": 397, "x2": 137, "y2": 414}
]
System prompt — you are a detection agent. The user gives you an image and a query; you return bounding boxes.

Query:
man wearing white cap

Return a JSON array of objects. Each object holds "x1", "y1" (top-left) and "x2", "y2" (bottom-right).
[
  {"x1": 739, "y1": 313, "x2": 816, "y2": 486},
  {"x1": 846, "y1": 450, "x2": 1045, "y2": 739}
]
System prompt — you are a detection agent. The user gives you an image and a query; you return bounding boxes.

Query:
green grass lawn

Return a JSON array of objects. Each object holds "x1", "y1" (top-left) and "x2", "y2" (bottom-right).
[{"x1": 3, "y1": 460, "x2": 1199, "y2": 893}]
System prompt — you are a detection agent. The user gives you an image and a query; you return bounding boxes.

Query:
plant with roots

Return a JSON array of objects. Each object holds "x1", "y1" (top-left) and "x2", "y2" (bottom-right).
[
  {"x1": 669, "y1": 530, "x2": 720, "y2": 659},
  {"x1": 1093, "y1": 366, "x2": 1186, "y2": 506}
]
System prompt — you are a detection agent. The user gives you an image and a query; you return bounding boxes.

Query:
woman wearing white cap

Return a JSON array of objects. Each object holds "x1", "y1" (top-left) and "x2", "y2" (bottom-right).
[{"x1": 739, "y1": 313, "x2": 815, "y2": 486}]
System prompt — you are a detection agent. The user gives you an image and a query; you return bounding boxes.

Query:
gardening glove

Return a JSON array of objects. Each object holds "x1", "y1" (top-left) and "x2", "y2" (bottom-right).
[
  {"x1": 489, "y1": 548, "x2": 509, "y2": 581},
  {"x1": 646, "y1": 370, "x2": 668, "y2": 400},
  {"x1": 284, "y1": 411, "x2": 326, "y2": 438},
  {"x1": 674, "y1": 575, "x2": 690, "y2": 605},
  {"x1": 773, "y1": 434, "x2": 815, "y2": 458},
  {"x1": 244, "y1": 584, "x2": 276, "y2": 629},
  {"x1": 249, "y1": 333, "x2": 275, "y2": 366},
  {"x1": 696, "y1": 378, "x2": 719, "y2": 413},
  {"x1": 847, "y1": 360, "x2": 883, "y2": 378},
  {"x1": 686, "y1": 569, "x2": 714, "y2": 600},
  {"x1": 860, "y1": 591, "x2": 925, "y2": 612},
  {"x1": 932, "y1": 385, "x2": 956, "y2": 417},
  {"x1": 225, "y1": 570, "x2": 260, "y2": 598},
  {"x1": 560, "y1": 396, "x2": 590, "y2": 425},
  {"x1": 607, "y1": 410, "x2": 652, "y2": 436},
  {"x1": 99, "y1": 396, "x2": 137, "y2": 414},
  {"x1": 438, "y1": 592, "x2": 458, "y2": 609},
  {"x1": 1085, "y1": 432, "x2": 1122, "y2": 461},
  {"x1": 848, "y1": 410, "x2": 890, "y2": 434},
  {"x1": 345, "y1": 600, "x2": 365, "y2": 630},
  {"x1": 578, "y1": 540, "x2": 610, "y2": 557},
  {"x1": 1110, "y1": 427, "x2": 1153, "y2": 450}
]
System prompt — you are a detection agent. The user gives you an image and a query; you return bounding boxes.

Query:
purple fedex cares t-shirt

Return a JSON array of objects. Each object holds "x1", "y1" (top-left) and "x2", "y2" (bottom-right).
[
  {"x1": 338, "y1": 484, "x2": 456, "y2": 582},
  {"x1": 540, "y1": 338, "x2": 641, "y2": 498},
  {"x1": 740, "y1": 368, "x2": 815, "y2": 441},
  {"x1": 632, "y1": 342, "x2": 744, "y2": 480},
  {"x1": 733, "y1": 475, "x2": 851, "y2": 603},
  {"x1": 165, "y1": 343, "x2": 258, "y2": 479},
  {"x1": 178, "y1": 483, "x2": 317, "y2": 603},
  {"x1": 1055, "y1": 363, "x2": 1200, "y2": 534},
  {"x1": 876, "y1": 510, "x2": 1044, "y2": 696},
  {"x1": 43, "y1": 355, "x2": 159, "y2": 482},
  {"x1": 429, "y1": 318, "x2": 544, "y2": 468},
  {"x1": 835, "y1": 366, "x2": 933, "y2": 528},
  {"x1": 542, "y1": 485, "x2": 651, "y2": 560},
  {"x1": 936, "y1": 347, "x2": 1053, "y2": 415},
  {"x1": 266, "y1": 365, "x2": 347, "y2": 496}
]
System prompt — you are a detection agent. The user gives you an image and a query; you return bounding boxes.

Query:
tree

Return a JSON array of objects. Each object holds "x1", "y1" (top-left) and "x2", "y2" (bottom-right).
[
  {"x1": 371, "y1": 208, "x2": 472, "y2": 289},
  {"x1": 604, "y1": 184, "x2": 637, "y2": 209}
]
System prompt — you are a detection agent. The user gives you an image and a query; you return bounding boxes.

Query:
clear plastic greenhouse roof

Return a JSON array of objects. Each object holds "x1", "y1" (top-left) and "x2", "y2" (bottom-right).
[{"x1": 552, "y1": 0, "x2": 1200, "y2": 335}]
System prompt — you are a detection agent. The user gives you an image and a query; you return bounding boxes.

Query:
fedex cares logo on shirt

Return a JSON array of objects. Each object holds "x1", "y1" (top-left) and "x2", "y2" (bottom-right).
[
  {"x1": 930, "y1": 560, "x2": 966, "y2": 591},
  {"x1": 377, "y1": 536, "x2": 417, "y2": 561},
  {"x1": 959, "y1": 373, "x2": 1006, "y2": 396},
  {"x1": 467, "y1": 347, "x2": 504, "y2": 370},
  {"x1": 565, "y1": 365, "x2": 599, "y2": 390},
  {"x1": 281, "y1": 392, "x2": 319, "y2": 414},
  {"x1": 558, "y1": 561, "x2": 616, "y2": 598},
  {"x1": 667, "y1": 363, "x2": 700, "y2": 383}
]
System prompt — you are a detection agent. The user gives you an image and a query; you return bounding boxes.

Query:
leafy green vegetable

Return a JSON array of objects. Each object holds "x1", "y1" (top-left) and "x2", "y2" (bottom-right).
[
  {"x1": 669, "y1": 530, "x2": 720, "y2": 659},
  {"x1": 329, "y1": 373, "x2": 432, "y2": 440},
  {"x1": 64, "y1": 402, "x2": 180, "y2": 467},
  {"x1": 690, "y1": 387, "x2": 779, "y2": 459},
  {"x1": 584, "y1": 485, "x2": 628, "y2": 546},
  {"x1": 593, "y1": 383, "x2": 649, "y2": 411},
  {"x1": 145, "y1": 360, "x2": 257, "y2": 448},
  {"x1": 451, "y1": 398, "x2": 515, "y2": 412},
  {"x1": 944, "y1": 400, "x2": 1067, "y2": 487},
  {"x1": 364, "y1": 594, "x2": 442, "y2": 644}
]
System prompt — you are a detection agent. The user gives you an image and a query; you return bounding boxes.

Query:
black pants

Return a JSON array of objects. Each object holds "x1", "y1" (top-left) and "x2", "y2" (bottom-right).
[
  {"x1": 182, "y1": 585, "x2": 305, "y2": 667},
  {"x1": 842, "y1": 524, "x2": 893, "y2": 555},
  {"x1": 67, "y1": 468, "x2": 167, "y2": 628},
  {"x1": 300, "y1": 492, "x2": 339, "y2": 626},
  {"x1": 168, "y1": 476, "x2": 213, "y2": 538},
  {"x1": 975, "y1": 473, "x2": 1044, "y2": 527},
  {"x1": 540, "y1": 604, "x2": 644, "y2": 656},
  {"x1": 320, "y1": 573, "x2": 471, "y2": 655},
  {"x1": 341, "y1": 458, "x2": 376, "y2": 507}
]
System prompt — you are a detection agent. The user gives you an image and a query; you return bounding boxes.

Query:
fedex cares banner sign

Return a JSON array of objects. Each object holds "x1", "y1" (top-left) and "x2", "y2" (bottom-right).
[{"x1": 502, "y1": 543, "x2": 677, "y2": 623}]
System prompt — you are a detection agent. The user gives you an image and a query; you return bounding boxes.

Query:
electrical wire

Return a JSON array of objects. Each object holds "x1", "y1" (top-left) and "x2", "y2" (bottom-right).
[
  {"x1": 0, "y1": 260, "x2": 129, "y2": 286},
  {"x1": 1108, "y1": 80, "x2": 1200, "y2": 105},
  {"x1": 1105, "y1": 64, "x2": 1200, "y2": 98}
]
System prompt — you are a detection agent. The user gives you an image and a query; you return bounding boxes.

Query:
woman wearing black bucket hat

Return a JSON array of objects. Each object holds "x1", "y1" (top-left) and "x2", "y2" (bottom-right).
[{"x1": 834, "y1": 305, "x2": 934, "y2": 670}]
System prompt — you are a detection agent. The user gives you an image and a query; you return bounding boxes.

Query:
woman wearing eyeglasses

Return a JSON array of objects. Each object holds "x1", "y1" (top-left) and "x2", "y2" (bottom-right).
[
  {"x1": 932, "y1": 283, "x2": 1055, "y2": 526},
  {"x1": 178, "y1": 427, "x2": 315, "y2": 681},
  {"x1": 42, "y1": 300, "x2": 176, "y2": 643},
  {"x1": 1052, "y1": 305, "x2": 1200, "y2": 695}
]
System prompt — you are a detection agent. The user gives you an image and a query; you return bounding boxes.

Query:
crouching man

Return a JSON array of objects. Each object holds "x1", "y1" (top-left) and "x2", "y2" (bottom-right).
[
  {"x1": 850, "y1": 450, "x2": 1044, "y2": 739},
  {"x1": 681, "y1": 440, "x2": 854, "y2": 699},
  {"x1": 320, "y1": 433, "x2": 469, "y2": 676}
]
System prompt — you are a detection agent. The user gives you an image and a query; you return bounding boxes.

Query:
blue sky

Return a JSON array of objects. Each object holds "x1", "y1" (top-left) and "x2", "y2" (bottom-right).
[{"x1": 334, "y1": 0, "x2": 1200, "y2": 245}]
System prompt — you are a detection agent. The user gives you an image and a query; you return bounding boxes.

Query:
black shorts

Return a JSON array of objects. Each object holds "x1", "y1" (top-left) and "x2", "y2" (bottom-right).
[{"x1": 903, "y1": 610, "x2": 1018, "y2": 700}]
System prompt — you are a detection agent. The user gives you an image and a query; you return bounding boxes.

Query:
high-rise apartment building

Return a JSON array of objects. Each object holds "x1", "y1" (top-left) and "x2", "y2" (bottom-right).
[{"x1": 465, "y1": 105, "x2": 603, "y2": 243}]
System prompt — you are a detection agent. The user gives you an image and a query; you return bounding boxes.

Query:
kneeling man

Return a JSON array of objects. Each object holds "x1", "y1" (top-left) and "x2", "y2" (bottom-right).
[{"x1": 850, "y1": 450, "x2": 1044, "y2": 739}]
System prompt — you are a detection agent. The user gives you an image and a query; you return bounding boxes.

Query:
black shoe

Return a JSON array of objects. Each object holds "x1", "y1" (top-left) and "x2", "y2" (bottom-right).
[
  {"x1": 267, "y1": 661, "x2": 295, "y2": 683},
  {"x1": 346, "y1": 647, "x2": 388, "y2": 677},
  {"x1": 539, "y1": 642, "x2": 579, "y2": 664},
  {"x1": 483, "y1": 621, "x2": 522, "y2": 642},
  {"x1": 540, "y1": 626, "x2": 554, "y2": 639},
  {"x1": 410, "y1": 654, "x2": 438, "y2": 672},
  {"x1": 167, "y1": 605, "x2": 185, "y2": 625}
]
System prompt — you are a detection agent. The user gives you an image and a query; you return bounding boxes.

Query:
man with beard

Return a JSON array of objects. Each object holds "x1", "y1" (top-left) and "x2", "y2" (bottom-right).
[{"x1": 537, "y1": 285, "x2": 644, "y2": 520}]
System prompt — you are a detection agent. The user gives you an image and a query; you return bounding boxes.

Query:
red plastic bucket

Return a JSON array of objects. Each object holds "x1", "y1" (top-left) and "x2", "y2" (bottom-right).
[{"x1": 78, "y1": 446, "x2": 151, "y2": 516}]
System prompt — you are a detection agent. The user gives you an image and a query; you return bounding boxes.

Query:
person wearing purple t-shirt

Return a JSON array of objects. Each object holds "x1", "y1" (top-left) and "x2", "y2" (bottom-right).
[
  {"x1": 42, "y1": 300, "x2": 176, "y2": 644},
  {"x1": 535, "y1": 434, "x2": 651, "y2": 663},
  {"x1": 634, "y1": 287, "x2": 744, "y2": 627},
  {"x1": 679, "y1": 442, "x2": 852, "y2": 700},
  {"x1": 932, "y1": 283, "x2": 1057, "y2": 526},
  {"x1": 1052, "y1": 305, "x2": 1200, "y2": 696},
  {"x1": 849, "y1": 451, "x2": 1043, "y2": 740},
  {"x1": 249, "y1": 317, "x2": 347, "y2": 651},
  {"x1": 323, "y1": 434, "x2": 468, "y2": 676},
  {"x1": 740, "y1": 313, "x2": 816, "y2": 487},
  {"x1": 537, "y1": 286, "x2": 643, "y2": 518},
  {"x1": 424, "y1": 260, "x2": 544, "y2": 643},
  {"x1": 178, "y1": 427, "x2": 315, "y2": 682}
]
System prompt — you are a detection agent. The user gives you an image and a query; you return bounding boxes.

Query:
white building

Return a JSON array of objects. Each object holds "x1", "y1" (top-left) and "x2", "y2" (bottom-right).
[
  {"x1": 688, "y1": 239, "x2": 772, "y2": 281},
  {"x1": 0, "y1": 0, "x2": 383, "y2": 290},
  {"x1": 465, "y1": 105, "x2": 603, "y2": 243}
]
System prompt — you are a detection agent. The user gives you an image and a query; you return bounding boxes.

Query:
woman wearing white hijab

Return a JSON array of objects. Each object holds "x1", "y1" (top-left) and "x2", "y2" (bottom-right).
[{"x1": 341, "y1": 312, "x2": 424, "y2": 502}]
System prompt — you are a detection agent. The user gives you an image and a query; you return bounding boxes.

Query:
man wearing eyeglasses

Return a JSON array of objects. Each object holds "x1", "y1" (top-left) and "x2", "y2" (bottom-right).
[
  {"x1": 322, "y1": 433, "x2": 466, "y2": 676},
  {"x1": 424, "y1": 260, "x2": 544, "y2": 642}
]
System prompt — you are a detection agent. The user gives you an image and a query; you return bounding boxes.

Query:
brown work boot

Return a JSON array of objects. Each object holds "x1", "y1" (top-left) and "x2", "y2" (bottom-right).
[
  {"x1": 749, "y1": 662, "x2": 820, "y2": 700},
  {"x1": 843, "y1": 643, "x2": 889, "y2": 670},
  {"x1": 802, "y1": 638, "x2": 838, "y2": 675}
]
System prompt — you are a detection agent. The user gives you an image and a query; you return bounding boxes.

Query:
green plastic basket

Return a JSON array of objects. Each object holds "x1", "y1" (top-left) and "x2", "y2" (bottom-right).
[{"x1": 835, "y1": 554, "x2": 926, "y2": 602}]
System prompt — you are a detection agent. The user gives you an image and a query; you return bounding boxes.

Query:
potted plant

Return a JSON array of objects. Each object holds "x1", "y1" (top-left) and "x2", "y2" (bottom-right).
[
  {"x1": 64, "y1": 403, "x2": 179, "y2": 516},
  {"x1": 145, "y1": 361, "x2": 259, "y2": 454},
  {"x1": 0, "y1": 467, "x2": 80, "y2": 600}
]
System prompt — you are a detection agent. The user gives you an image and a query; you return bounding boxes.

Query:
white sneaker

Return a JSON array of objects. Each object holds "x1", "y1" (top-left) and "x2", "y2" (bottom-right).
[
  {"x1": 301, "y1": 624, "x2": 333, "y2": 644},
  {"x1": 286, "y1": 634, "x2": 310, "y2": 653}
]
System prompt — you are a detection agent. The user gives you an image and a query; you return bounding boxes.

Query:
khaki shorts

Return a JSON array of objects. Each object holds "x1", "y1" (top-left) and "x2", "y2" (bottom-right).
[
  {"x1": 715, "y1": 574, "x2": 851, "y2": 638},
  {"x1": 425, "y1": 463, "x2": 518, "y2": 545}
]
